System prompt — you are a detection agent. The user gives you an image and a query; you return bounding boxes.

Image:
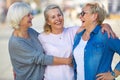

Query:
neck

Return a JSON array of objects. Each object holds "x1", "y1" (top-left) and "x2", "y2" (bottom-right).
[
  {"x1": 82, "y1": 22, "x2": 98, "y2": 41},
  {"x1": 51, "y1": 28, "x2": 63, "y2": 34},
  {"x1": 14, "y1": 28, "x2": 29, "y2": 38},
  {"x1": 85, "y1": 22, "x2": 98, "y2": 34}
]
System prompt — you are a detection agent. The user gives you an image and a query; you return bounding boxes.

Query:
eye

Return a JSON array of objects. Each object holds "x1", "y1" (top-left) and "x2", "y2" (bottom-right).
[
  {"x1": 51, "y1": 15, "x2": 55, "y2": 19},
  {"x1": 27, "y1": 13, "x2": 32, "y2": 17},
  {"x1": 80, "y1": 11, "x2": 86, "y2": 16},
  {"x1": 58, "y1": 14, "x2": 62, "y2": 17},
  {"x1": 27, "y1": 13, "x2": 31, "y2": 17}
]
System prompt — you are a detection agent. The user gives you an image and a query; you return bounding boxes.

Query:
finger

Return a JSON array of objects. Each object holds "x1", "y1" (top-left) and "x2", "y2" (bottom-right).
[
  {"x1": 69, "y1": 63, "x2": 73, "y2": 67},
  {"x1": 110, "y1": 30, "x2": 115, "y2": 38},
  {"x1": 101, "y1": 28, "x2": 104, "y2": 33},
  {"x1": 113, "y1": 32, "x2": 118, "y2": 38},
  {"x1": 69, "y1": 54, "x2": 73, "y2": 58},
  {"x1": 96, "y1": 75, "x2": 104, "y2": 80},
  {"x1": 96, "y1": 73, "x2": 104, "y2": 77},
  {"x1": 107, "y1": 31, "x2": 110, "y2": 38}
]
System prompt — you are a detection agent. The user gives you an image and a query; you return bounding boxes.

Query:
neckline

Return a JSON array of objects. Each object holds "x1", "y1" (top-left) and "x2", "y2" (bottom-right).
[{"x1": 50, "y1": 28, "x2": 64, "y2": 36}]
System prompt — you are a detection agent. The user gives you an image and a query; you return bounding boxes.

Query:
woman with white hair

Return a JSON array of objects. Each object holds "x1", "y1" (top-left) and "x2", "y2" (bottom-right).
[{"x1": 7, "y1": 2, "x2": 72, "y2": 80}]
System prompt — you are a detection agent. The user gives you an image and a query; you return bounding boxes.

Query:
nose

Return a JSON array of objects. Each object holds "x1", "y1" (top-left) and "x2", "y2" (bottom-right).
[
  {"x1": 55, "y1": 16, "x2": 60, "y2": 21},
  {"x1": 79, "y1": 14, "x2": 82, "y2": 19},
  {"x1": 30, "y1": 14, "x2": 34, "y2": 19}
]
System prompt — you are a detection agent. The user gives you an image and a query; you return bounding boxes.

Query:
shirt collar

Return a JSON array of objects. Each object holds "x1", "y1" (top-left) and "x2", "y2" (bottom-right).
[{"x1": 91, "y1": 25, "x2": 101, "y2": 34}]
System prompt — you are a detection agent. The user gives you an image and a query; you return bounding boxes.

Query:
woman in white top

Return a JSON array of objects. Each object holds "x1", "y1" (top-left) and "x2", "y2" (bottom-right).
[{"x1": 38, "y1": 4, "x2": 116, "y2": 80}]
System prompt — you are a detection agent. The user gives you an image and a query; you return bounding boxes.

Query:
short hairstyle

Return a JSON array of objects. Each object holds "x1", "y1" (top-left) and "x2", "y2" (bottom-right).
[
  {"x1": 6, "y1": 2, "x2": 32, "y2": 29},
  {"x1": 84, "y1": 2, "x2": 107, "y2": 25},
  {"x1": 43, "y1": 4, "x2": 63, "y2": 33}
]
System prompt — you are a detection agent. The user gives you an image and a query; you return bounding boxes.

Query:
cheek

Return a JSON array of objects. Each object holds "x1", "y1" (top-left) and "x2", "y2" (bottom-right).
[
  {"x1": 61, "y1": 16, "x2": 64, "y2": 20},
  {"x1": 60, "y1": 17, "x2": 64, "y2": 23},
  {"x1": 47, "y1": 19, "x2": 52, "y2": 25}
]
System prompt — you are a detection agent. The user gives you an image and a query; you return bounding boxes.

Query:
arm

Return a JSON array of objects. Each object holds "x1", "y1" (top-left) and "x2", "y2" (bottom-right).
[
  {"x1": 96, "y1": 69, "x2": 120, "y2": 80},
  {"x1": 9, "y1": 40, "x2": 53, "y2": 65},
  {"x1": 53, "y1": 56, "x2": 72, "y2": 65},
  {"x1": 96, "y1": 38, "x2": 120, "y2": 80},
  {"x1": 101, "y1": 23, "x2": 117, "y2": 38},
  {"x1": 114, "y1": 69, "x2": 120, "y2": 77},
  {"x1": 10, "y1": 40, "x2": 71, "y2": 66}
]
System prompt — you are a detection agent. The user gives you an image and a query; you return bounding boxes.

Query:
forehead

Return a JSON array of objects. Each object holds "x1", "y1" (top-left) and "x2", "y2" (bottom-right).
[
  {"x1": 47, "y1": 8, "x2": 61, "y2": 16},
  {"x1": 82, "y1": 5, "x2": 91, "y2": 11}
]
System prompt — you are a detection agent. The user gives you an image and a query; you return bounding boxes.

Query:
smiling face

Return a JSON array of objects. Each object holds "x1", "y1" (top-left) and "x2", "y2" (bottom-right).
[
  {"x1": 19, "y1": 13, "x2": 33, "y2": 29},
  {"x1": 79, "y1": 5, "x2": 95, "y2": 28},
  {"x1": 46, "y1": 8, "x2": 64, "y2": 34},
  {"x1": 79, "y1": 3, "x2": 107, "y2": 29}
]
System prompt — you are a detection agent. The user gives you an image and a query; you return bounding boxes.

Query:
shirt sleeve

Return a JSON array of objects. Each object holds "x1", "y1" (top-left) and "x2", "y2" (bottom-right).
[
  {"x1": 9, "y1": 39, "x2": 54, "y2": 66},
  {"x1": 108, "y1": 38, "x2": 120, "y2": 54},
  {"x1": 28, "y1": 28, "x2": 40, "y2": 36},
  {"x1": 107, "y1": 38, "x2": 120, "y2": 71}
]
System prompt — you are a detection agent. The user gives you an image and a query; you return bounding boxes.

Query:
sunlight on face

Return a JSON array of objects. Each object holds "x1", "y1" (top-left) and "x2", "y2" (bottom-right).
[{"x1": 46, "y1": 8, "x2": 64, "y2": 33}]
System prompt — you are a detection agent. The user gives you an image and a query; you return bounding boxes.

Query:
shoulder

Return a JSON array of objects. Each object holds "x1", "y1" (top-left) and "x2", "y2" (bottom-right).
[
  {"x1": 65, "y1": 26, "x2": 79, "y2": 31},
  {"x1": 38, "y1": 32, "x2": 48, "y2": 38},
  {"x1": 28, "y1": 28, "x2": 39, "y2": 36},
  {"x1": 38, "y1": 32, "x2": 49, "y2": 42},
  {"x1": 63, "y1": 26, "x2": 80, "y2": 35},
  {"x1": 97, "y1": 29, "x2": 109, "y2": 40},
  {"x1": 9, "y1": 36, "x2": 24, "y2": 49}
]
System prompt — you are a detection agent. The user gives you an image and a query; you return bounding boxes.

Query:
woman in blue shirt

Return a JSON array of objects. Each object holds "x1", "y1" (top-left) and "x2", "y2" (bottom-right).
[{"x1": 73, "y1": 2, "x2": 120, "y2": 80}]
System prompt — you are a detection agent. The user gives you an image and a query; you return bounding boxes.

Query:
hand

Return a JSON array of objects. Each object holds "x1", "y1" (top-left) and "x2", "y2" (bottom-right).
[
  {"x1": 66, "y1": 56, "x2": 72, "y2": 65},
  {"x1": 96, "y1": 71, "x2": 115, "y2": 80},
  {"x1": 101, "y1": 23, "x2": 117, "y2": 38}
]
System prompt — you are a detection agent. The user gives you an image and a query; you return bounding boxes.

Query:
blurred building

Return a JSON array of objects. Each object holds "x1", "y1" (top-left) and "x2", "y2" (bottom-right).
[{"x1": 109, "y1": 0, "x2": 120, "y2": 14}]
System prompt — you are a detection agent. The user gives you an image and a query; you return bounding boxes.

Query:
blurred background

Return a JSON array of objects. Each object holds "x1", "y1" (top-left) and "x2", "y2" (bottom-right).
[{"x1": 0, "y1": 0, "x2": 120, "y2": 80}]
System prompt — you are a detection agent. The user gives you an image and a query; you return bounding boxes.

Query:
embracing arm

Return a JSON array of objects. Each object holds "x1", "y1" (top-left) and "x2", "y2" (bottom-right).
[
  {"x1": 53, "y1": 56, "x2": 72, "y2": 65},
  {"x1": 9, "y1": 40, "x2": 71, "y2": 66},
  {"x1": 101, "y1": 23, "x2": 117, "y2": 38}
]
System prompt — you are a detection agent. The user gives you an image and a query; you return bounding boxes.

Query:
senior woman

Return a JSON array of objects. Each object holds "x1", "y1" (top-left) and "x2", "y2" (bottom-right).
[
  {"x1": 7, "y1": 2, "x2": 72, "y2": 80},
  {"x1": 73, "y1": 2, "x2": 120, "y2": 80},
  {"x1": 38, "y1": 4, "x2": 117, "y2": 80}
]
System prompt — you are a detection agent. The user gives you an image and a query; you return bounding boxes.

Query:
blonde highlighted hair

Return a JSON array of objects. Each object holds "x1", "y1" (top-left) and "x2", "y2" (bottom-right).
[{"x1": 84, "y1": 2, "x2": 107, "y2": 25}]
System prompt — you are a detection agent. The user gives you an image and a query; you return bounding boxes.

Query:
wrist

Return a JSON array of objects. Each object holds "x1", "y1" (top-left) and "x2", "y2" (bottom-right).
[{"x1": 111, "y1": 71, "x2": 117, "y2": 78}]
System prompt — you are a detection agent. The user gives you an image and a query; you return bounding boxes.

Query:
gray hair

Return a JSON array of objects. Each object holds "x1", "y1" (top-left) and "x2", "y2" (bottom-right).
[
  {"x1": 6, "y1": 2, "x2": 32, "y2": 29},
  {"x1": 84, "y1": 2, "x2": 107, "y2": 25}
]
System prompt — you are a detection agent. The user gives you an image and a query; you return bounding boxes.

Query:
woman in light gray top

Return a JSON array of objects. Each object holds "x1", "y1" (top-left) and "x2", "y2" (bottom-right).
[{"x1": 7, "y1": 2, "x2": 72, "y2": 80}]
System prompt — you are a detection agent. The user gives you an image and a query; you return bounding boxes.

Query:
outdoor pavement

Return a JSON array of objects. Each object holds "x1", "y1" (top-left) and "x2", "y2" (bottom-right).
[{"x1": 0, "y1": 14, "x2": 120, "y2": 80}]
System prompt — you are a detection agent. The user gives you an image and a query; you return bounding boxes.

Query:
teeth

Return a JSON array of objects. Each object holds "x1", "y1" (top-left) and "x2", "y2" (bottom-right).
[{"x1": 55, "y1": 21, "x2": 61, "y2": 25}]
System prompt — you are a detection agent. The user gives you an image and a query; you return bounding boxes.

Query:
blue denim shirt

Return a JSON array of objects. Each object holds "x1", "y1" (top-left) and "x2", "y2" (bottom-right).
[{"x1": 73, "y1": 25, "x2": 120, "y2": 80}]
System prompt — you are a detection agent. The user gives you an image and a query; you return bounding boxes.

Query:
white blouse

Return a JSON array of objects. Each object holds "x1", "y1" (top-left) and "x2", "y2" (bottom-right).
[
  {"x1": 73, "y1": 38, "x2": 88, "y2": 80},
  {"x1": 38, "y1": 26, "x2": 79, "y2": 80}
]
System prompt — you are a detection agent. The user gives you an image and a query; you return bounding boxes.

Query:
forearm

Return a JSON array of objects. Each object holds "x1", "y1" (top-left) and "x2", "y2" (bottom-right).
[
  {"x1": 113, "y1": 69, "x2": 120, "y2": 78},
  {"x1": 52, "y1": 56, "x2": 71, "y2": 65}
]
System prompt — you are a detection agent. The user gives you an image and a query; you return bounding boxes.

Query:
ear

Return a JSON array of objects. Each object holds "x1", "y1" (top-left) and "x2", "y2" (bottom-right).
[
  {"x1": 47, "y1": 20, "x2": 50, "y2": 25},
  {"x1": 92, "y1": 13, "x2": 98, "y2": 21}
]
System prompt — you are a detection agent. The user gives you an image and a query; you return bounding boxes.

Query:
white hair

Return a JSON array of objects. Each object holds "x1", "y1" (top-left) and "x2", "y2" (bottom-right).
[{"x1": 6, "y1": 2, "x2": 32, "y2": 29}]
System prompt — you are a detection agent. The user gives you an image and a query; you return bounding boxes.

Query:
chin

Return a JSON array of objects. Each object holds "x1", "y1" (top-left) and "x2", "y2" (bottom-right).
[
  {"x1": 81, "y1": 24, "x2": 85, "y2": 27},
  {"x1": 29, "y1": 23, "x2": 32, "y2": 26}
]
